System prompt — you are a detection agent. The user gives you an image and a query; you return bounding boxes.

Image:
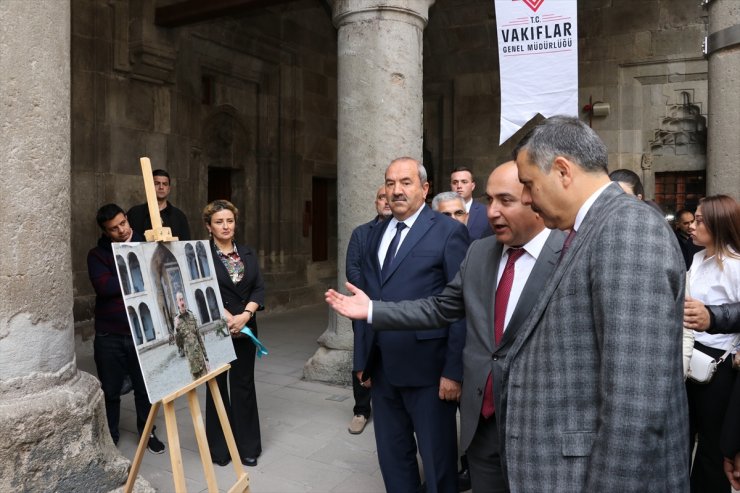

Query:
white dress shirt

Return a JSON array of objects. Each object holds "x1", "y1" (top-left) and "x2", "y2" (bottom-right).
[
  {"x1": 573, "y1": 181, "x2": 612, "y2": 232},
  {"x1": 690, "y1": 250, "x2": 740, "y2": 350},
  {"x1": 497, "y1": 228, "x2": 551, "y2": 332},
  {"x1": 376, "y1": 204, "x2": 426, "y2": 266}
]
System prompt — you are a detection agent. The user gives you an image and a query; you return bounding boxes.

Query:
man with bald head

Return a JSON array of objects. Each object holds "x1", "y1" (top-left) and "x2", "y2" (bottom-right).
[
  {"x1": 350, "y1": 157, "x2": 469, "y2": 493},
  {"x1": 326, "y1": 161, "x2": 565, "y2": 492}
]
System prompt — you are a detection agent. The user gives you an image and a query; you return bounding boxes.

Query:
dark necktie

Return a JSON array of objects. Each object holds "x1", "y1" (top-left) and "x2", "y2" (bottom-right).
[
  {"x1": 481, "y1": 247, "x2": 526, "y2": 418},
  {"x1": 381, "y1": 222, "x2": 406, "y2": 280},
  {"x1": 558, "y1": 228, "x2": 577, "y2": 263}
]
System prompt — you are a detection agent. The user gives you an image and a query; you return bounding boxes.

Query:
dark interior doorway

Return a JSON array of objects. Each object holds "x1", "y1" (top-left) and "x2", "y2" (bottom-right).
[
  {"x1": 654, "y1": 171, "x2": 705, "y2": 214},
  {"x1": 208, "y1": 168, "x2": 232, "y2": 203},
  {"x1": 312, "y1": 177, "x2": 333, "y2": 262}
]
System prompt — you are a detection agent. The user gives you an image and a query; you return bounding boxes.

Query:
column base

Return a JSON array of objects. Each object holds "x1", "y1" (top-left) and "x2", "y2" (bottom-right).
[
  {"x1": 304, "y1": 347, "x2": 353, "y2": 385},
  {"x1": 0, "y1": 365, "x2": 154, "y2": 493}
]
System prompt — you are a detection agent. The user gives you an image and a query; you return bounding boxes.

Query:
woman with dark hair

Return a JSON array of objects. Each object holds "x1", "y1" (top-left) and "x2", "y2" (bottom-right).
[
  {"x1": 203, "y1": 199, "x2": 264, "y2": 467},
  {"x1": 684, "y1": 194, "x2": 740, "y2": 492}
]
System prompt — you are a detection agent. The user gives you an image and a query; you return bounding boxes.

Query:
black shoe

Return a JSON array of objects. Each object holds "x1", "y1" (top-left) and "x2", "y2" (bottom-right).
[
  {"x1": 241, "y1": 457, "x2": 258, "y2": 467},
  {"x1": 147, "y1": 432, "x2": 165, "y2": 454},
  {"x1": 458, "y1": 468, "x2": 471, "y2": 492},
  {"x1": 214, "y1": 457, "x2": 231, "y2": 467}
]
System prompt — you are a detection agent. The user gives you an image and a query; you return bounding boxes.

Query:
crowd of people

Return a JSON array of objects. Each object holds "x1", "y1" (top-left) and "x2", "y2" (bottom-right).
[
  {"x1": 87, "y1": 170, "x2": 264, "y2": 467},
  {"x1": 86, "y1": 117, "x2": 739, "y2": 492},
  {"x1": 327, "y1": 116, "x2": 740, "y2": 492}
]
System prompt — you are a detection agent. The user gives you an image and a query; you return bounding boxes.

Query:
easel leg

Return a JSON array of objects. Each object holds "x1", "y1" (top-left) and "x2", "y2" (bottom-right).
[
  {"x1": 206, "y1": 378, "x2": 245, "y2": 477},
  {"x1": 164, "y1": 400, "x2": 187, "y2": 491},
  {"x1": 124, "y1": 401, "x2": 160, "y2": 493},
  {"x1": 187, "y1": 389, "x2": 219, "y2": 493}
]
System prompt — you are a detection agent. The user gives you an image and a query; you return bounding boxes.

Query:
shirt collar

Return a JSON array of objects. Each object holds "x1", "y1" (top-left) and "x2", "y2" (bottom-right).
[
  {"x1": 215, "y1": 241, "x2": 239, "y2": 258},
  {"x1": 573, "y1": 181, "x2": 612, "y2": 232},
  {"x1": 502, "y1": 227, "x2": 551, "y2": 260},
  {"x1": 389, "y1": 203, "x2": 426, "y2": 230}
]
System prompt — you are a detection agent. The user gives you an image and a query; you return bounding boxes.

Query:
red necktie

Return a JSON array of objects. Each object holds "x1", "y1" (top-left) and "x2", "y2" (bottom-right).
[
  {"x1": 481, "y1": 247, "x2": 526, "y2": 418},
  {"x1": 558, "y1": 229, "x2": 577, "y2": 263}
]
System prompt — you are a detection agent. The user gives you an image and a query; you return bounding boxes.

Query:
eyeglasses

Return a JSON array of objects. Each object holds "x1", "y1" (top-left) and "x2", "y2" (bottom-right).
[{"x1": 442, "y1": 210, "x2": 467, "y2": 218}]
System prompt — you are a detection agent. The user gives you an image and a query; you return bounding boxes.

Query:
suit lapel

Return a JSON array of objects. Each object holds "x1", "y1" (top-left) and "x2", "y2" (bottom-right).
[
  {"x1": 498, "y1": 230, "x2": 563, "y2": 349},
  {"x1": 505, "y1": 183, "x2": 624, "y2": 363},
  {"x1": 484, "y1": 241, "x2": 504, "y2": 352},
  {"x1": 381, "y1": 206, "x2": 434, "y2": 285},
  {"x1": 370, "y1": 219, "x2": 391, "y2": 285}
]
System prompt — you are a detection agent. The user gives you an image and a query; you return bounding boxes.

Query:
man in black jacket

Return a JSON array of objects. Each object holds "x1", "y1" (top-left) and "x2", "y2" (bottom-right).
[
  {"x1": 674, "y1": 209, "x2": 702, "y2": 269},
  {"x1": 127, "y1": 169, "x2": 191, "y2": 240},
  {"x1": 87, "y1": 203, "x2": 165, "y2": 454}
]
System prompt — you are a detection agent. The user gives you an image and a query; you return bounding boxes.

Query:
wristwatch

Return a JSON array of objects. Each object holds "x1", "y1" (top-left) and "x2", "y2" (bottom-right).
[{"x1": 244, "y1": 309, "x2": 254, "y2": 318}]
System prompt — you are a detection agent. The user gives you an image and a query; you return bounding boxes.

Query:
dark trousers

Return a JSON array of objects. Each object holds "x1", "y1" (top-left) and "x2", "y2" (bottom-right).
[
  {"x1": 206, "y1": 337, "x2": 262, "y2": 461},
  {"x1": 93, "y1": 332, "x2": 151, "y2": 443},
  {"x1": 371, "y1": 367, "x2": 458, "y2": 493},
  {"x1": 466, "y1": 413, "x2": 507, "y2": 493},
  {"x1": 687, "y1": 343, "x2": 737, "y2": 493},
  {"x1": 352, "y1": 370, "x2": 371, "y2": 418}
]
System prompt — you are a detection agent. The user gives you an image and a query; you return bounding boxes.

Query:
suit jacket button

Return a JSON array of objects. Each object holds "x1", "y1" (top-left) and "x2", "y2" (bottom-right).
[
  {"x1": 477, "y1": 388, "x2": 482, "y2": 396},
  {"x1": 492, "y1": 355, "x2": 498, "y2": 361}
]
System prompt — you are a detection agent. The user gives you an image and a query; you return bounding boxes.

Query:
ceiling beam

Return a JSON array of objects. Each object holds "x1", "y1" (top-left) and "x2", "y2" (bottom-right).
[{"x1": 155, "y1": 0, "x2": 300, "y2": 27}]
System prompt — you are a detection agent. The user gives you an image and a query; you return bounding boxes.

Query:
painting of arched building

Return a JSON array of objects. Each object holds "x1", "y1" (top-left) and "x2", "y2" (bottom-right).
[{"x1": 111, "y1": 240, "x2": 236, "y2": 403}]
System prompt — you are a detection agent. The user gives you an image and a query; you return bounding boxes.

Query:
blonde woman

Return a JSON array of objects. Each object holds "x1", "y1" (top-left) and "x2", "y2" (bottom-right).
[{"x1": 203, "y1": 200, "x2": 264, "y2": 468}]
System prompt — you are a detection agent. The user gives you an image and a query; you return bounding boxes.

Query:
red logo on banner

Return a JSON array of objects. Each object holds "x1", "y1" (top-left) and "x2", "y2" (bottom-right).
[{"x1": 521, "y1": 0, "x2": 545, "y2": 12}]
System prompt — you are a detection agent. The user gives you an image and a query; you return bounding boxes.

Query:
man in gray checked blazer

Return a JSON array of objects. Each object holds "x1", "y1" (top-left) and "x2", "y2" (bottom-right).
[
  {"x1": 325, "y1": 161, "x2": 566, "y2": 492},
  {"x1": 501, "y1": 116, "x2": 689, "y2": 492}
]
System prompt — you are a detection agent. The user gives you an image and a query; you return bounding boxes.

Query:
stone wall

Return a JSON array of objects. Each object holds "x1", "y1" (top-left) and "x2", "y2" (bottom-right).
[
  {"x1": 71, "y1": 0, "x2": 338, "y2": 335},
  {"x1": 423, "y1": 0, "x2": 709, "y2": 200}
]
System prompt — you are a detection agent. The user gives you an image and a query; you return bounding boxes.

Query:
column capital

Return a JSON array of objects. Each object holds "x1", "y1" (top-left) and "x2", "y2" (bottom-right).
[{"x1": 332, "y1": 0, "x2": 435, "y2": 29}]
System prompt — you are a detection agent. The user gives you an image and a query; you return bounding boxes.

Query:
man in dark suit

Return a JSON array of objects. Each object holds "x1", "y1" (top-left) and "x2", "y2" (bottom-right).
[
  {"x1": 451, "y1": 166, "x2": 492, "y2": 240},
  {"x1": 352, "y1": 157, "x2": 469, "y2": 493},
  {"x1": 327, "y1": 161, "x2": 565, "y2": 492},
  {"x1": 501, "y1": 116, "x2": 689, "y2": 491},
  {"x1": 346, "y1": 185, "x2": 391, "y2": 435}
]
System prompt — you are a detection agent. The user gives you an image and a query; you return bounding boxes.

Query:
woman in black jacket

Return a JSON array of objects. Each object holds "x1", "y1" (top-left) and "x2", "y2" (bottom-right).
[{"x1": 203, "y1": 199, "x2": 265, "y2": 467}]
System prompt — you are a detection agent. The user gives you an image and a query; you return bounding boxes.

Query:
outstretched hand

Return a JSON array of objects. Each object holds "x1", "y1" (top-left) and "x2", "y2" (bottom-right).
[{"x1": 325, "y1": 282, "x2": 371, "y2": 320}]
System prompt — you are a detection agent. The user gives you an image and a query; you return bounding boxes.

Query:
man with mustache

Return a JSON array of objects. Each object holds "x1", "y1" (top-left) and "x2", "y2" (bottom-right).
[
  {"x1": 350, "y1": 157, "x2": 469, "y2": 493},
  {"x1": 327, "y1": 161, "x2": 564, "y2": 492}
]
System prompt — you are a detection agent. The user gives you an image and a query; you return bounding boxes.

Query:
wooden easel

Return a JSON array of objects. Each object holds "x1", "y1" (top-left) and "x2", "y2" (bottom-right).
[{"x1": 124, "y1": 157, "x2": 250, "y2": 493}]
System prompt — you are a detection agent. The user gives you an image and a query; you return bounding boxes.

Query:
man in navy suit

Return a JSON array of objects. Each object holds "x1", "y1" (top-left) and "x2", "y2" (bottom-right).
[
  {"x1": 355, "y1": 157, "x2": 469, "y2": 493},
  {"x1": 451, "y1": 166, "x2": 492, "y2": 240}
]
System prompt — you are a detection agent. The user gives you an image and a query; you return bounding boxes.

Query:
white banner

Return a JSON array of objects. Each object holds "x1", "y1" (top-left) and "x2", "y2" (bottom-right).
[{"x1": 494, "y1": 0, "x2": 579, "y2": 144}]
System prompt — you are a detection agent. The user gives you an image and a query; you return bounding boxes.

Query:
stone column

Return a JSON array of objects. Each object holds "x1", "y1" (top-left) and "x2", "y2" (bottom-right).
[
  {"x1": 706, "y1": 0, "x2": 740, "y2": 199},
  {"x1": 304, "y1": 0, "x2": 434, "y2": 384},
  {"x1": 0, "y1": 2, "x2": 147, "y2": 490}
]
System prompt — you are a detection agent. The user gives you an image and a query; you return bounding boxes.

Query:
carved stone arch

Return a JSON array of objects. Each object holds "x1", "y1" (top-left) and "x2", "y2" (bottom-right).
[{"x1": 201, "y1": 105, "x2": 259, "y2": 250}]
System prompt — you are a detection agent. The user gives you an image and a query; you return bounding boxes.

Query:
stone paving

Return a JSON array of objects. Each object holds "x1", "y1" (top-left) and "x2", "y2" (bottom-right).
[{"x1": 77, "y1": 303, "x2": 387, "y2": 493}]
